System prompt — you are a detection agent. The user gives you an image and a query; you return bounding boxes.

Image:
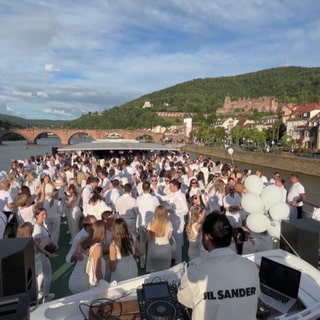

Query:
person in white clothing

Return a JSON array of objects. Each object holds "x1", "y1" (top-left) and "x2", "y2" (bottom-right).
[
  {"x1": 104, "y1": 179, "x2": 121, "y2": 212},
  {"x1": 81, "y1": 176, "x2": 99, "y2": 216},
  {"x1": 275, "y1": 179, "x2": 287, "y2": 203},
  {"x1": 65, "y1": 215, "x2": 97, "y2": 264},
  {"x1": 87, "y1": 187, "x2": 112, "y2": 220},
  {"x1": 0, "y1": 179, "x2": 16, "y2": 213},
  {"x1": 66, "y1": 215, "x2": 98, "y2": 294},
  {"x1": 287, "y1": 173, "x2": 305, "y2": 219},
  {"x1": 115, "y1": 183, "x2": 138, "y2": 234},
  {"x1": 136, "y1": 181, "x2": 160, "y2": 269},
  {"x1": 223, "y1": 185, "x2": 248, "y2": 255},
  {"x1": 178, "y1": 212, "x2": 260, "y2": 320},
  {"x1": 168, "y1": 179, "x2": 188, "y2": 264}
]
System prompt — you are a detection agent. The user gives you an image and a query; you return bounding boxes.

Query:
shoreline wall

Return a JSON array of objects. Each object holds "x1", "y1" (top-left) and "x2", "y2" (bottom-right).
[{"x1": 181, "y1": 145, "x2": 320, "y2": 177}]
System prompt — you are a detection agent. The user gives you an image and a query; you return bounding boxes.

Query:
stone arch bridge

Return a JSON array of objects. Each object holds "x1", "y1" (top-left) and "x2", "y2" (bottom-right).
[{"x1": 0, "y1": 128, "x2": 184, "y2": 145}]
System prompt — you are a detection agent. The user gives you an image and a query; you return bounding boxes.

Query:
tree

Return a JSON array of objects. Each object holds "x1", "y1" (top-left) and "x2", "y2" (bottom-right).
[
  {"x1": 212, "y1": 127, "x2": 227, "y2": 147},
  {"x1": 247, "y1": 128, "x2": 266, "y2": 145},
  {"x1": 230, "y1": 125, "x2": 247, "y2": 145}
]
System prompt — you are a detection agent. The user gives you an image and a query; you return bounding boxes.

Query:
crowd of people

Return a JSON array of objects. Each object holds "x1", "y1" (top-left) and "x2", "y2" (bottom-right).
[{"x1": 0, "y1": 150, "x2": 306, "y2": 307}]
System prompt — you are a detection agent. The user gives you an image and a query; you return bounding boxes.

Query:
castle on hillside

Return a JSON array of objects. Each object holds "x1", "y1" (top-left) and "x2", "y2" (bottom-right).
[{"x1": 217, "y1": 96, "x2": 279, "y2": 114}]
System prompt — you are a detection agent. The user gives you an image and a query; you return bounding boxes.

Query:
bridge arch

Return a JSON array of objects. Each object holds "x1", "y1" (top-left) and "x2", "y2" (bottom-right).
[{"x1": 0, "y1": 128, "x2": 184, "y2": 145}]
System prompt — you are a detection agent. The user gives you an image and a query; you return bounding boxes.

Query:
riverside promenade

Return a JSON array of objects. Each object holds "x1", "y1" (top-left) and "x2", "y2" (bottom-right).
[{"x1": 182, "y1": 145, "x2": 320, "y2": 177}]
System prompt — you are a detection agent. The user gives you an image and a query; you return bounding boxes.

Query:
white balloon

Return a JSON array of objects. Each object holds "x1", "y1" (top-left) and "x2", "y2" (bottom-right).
[
  {"x1": 241, "y1": 193, "x2": 264, "y2": 214},
  {"x1": 246, "y1": 214, "x2": 271, "y2": 233},
  {"x1": 227, "y1": 148, "x2": 234, "y2": 155},
  {"x1": 261, "y1": 185, "x2": 283, "y2": 209},
  {"x1": 267, "y1": 220, "x2": 281, "y2": 239},
  {"x1": 244, "y1": 175, "x2": 263, "y2": 195},
  {"x1": 269, "y1": 203, "x2": 290, "y2": 220}
]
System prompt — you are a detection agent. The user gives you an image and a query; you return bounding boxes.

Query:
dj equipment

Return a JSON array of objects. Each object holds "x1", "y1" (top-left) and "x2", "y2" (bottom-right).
[
  {"x1": 137, "y1": 281, "x2": 186, "y2": 320},
  {"x1": 88, "y1": 299, "x2": 140, "y2": 320}
]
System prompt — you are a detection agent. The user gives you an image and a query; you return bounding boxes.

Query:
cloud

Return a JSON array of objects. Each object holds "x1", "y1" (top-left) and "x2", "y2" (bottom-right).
[
  {"x1": 37, "y1": 91, "x2": 49, "y2": 98},
  {"x1": 44, "y1": 64, "x2": 61, "y2": 72},
  {"x1": 0, "y1": 0, "x2": 319, "y2": 120},
  {"x1": 12, "y1": 90, "x2": 33, "y2": 98}
]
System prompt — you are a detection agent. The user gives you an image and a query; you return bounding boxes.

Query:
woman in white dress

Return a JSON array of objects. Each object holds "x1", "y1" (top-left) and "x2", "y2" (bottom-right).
[
  {"x1": 67, "y1": 216, "x2": 96, "y2": 294},
  {"x1": 109, "y1": 218, "x2": 143, "y2": 283},
  {"x1": 32, "y1": 207, "x2": 58, "y2": 302},
  {"x1": 84, "y1": 220, "x2": 106, "y2": 288},
  {"x1": 186, "y1": 205, "x2": 206, "y2": 261},
  {"x1": 146, "y1": 205, "x2": 173, "y2": 272}
]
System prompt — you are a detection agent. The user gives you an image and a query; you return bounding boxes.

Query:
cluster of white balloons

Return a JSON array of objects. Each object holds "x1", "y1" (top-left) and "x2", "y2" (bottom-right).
[{"x1": 241, "y1": 175, "x2": 290, "y2": 239}]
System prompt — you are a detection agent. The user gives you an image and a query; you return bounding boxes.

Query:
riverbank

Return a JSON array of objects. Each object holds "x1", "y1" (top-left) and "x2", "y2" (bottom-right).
[{"x1": 181, "y1": 145, "x2": 320, "y2": 177}]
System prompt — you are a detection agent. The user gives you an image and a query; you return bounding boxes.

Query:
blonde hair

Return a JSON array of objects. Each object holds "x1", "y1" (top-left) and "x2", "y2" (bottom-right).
[
  {"x1": 17, "y1": 222, "x2": 33, "y2": 238},
  {"x1": 148, "y1": 205, "x2": 169, "y2": 237},
  {"x1": 76, "y1": 171, "x2": 86, "y2": 187},
  {"x1": 15, "y1": 194, "x2": 28, "y2": 207},
  {"x1": 81, "y1": 220, "x2": 106, "y2": 250},
  {"x1": 24, "y1": 171, "x2": 35, "y2": 186},
  {"x1": 209, "y1": 178, "x2": 225, "y2": 195},
  {"x1": 186, "y1": 205, "x2": 205, "y2": 241}
]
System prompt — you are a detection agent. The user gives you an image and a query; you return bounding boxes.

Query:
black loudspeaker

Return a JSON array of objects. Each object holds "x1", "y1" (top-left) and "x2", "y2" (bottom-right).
[
  {"x1": 0, "y1": 293, "x2": 30, "y2": 320},
  {"x1": 280, "y1": 219, "x2": 320, "y2": 268},
  {"x1": 0, "y1": 238, "x2": 36, "y2": 306}
]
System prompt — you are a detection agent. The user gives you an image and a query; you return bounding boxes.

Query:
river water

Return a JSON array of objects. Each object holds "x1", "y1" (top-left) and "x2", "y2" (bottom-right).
[{"x1": 1, "y1": 139, "x2": 319, "y2": 211}]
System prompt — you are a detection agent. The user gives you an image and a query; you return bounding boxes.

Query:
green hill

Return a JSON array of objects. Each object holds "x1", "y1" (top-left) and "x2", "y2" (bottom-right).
[
  {"x1": 64, "y1": 66, "x2": 320, "y2": 130},
  {"x1": 0, "y1": 114, "x2": 66, "y2": 129},
  {"x1": 2, "y1": 66, "x2": 320, "y2": 130}
]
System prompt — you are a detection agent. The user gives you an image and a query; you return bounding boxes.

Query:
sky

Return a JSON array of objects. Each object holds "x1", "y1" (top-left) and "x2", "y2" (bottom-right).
[{"x1": 0, "y1": 0, "x2": 320, "y2": 121}]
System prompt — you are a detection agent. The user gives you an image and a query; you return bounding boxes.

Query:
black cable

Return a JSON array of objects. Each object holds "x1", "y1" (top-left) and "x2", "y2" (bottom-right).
[{"x1": 79, "y1": 298, "x2": 114, "y2": 320}]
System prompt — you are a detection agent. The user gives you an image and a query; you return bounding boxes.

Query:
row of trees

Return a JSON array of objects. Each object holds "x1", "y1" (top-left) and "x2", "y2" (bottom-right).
[{"x1": 190, "y1": 120, "x2": 288, "y2": 149}]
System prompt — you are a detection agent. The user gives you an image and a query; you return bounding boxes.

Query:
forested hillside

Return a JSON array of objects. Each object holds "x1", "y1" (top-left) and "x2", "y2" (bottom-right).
[
  {"x1": 0, "y1": 114, "x2": 65, "y2": 129},
  {"x1": 64, "y1": 66, "x2": 320, "y2": 129}
]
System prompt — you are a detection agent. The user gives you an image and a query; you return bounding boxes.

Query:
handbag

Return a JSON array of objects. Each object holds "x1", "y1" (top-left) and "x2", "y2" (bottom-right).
[{"x1": 44, "y1": 243, "x2": 57, "y2": 254}]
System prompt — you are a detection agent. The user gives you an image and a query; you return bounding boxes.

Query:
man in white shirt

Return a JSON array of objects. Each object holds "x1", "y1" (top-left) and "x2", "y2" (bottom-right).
[
  {"x1": 168, "y1": 179, "x2": 188, "y2": 264},
  {"x1": 104, "y1": 179, "x2": 121, "y2": 212},
  {"x1": 287, "y1": 173, "x2": 305, "y2": 219},
  {"x1": 115, "y1": 183, "x2": 138, "y2": 234},
  {"x1": 136, "y1": 181, "x2": 160, "y2": 269},
  {"x1": 0, "y1": 179, "x2": 15, "y2": 213},
  {"x1": 81, "y1": 176, "x2": 99, "y2": 216},
  {"x1": 178, "y1": 212, "x2": 260, "y2": 320}
]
